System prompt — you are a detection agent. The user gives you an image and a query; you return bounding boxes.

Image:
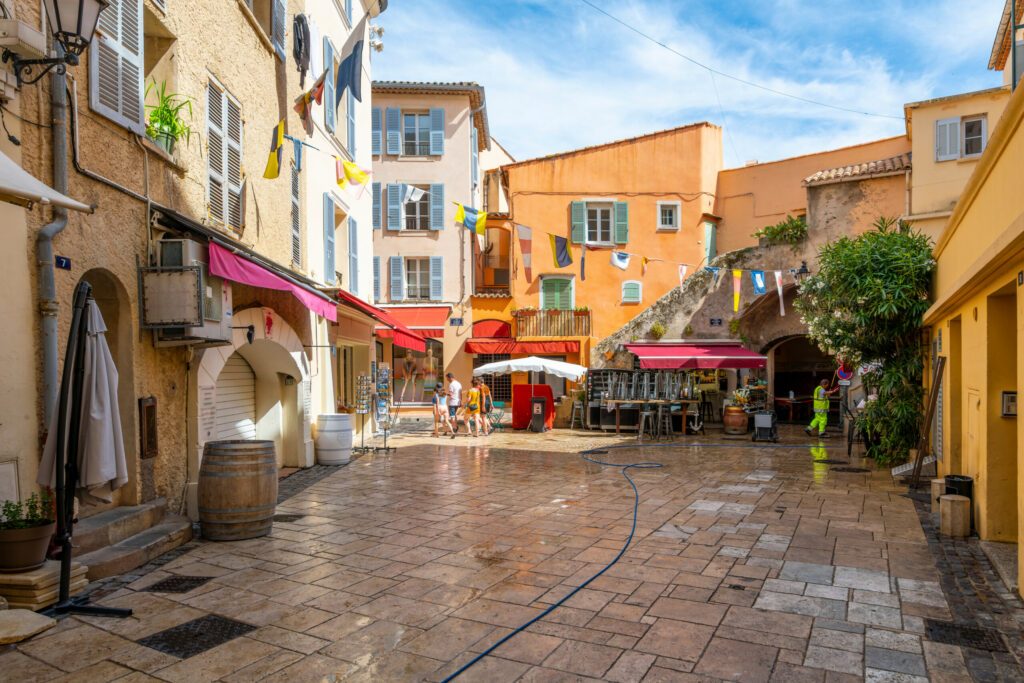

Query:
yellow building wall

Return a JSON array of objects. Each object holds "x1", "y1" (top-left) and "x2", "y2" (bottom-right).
[{"x1": 924, "y1": 81, "x2": 1024, "y2": 591}]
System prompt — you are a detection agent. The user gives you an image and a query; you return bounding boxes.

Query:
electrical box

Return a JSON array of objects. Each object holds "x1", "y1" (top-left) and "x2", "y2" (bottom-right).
[{"x1": 0, "y1": 20, "x2": 47, "y2": 61}]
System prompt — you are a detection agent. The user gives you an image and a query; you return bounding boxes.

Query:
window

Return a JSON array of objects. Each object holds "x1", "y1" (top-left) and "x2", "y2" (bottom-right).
[
  {"x1": 290, "y1": 165, "x2": 301, "y2": 265},
  {"x1": 207, "y1": 81, "x2": 244, "y2": 230},
  {"x1": 657, "y1": 202, "x2": 680, "y2": 230},
  {"x1": 404, "y1": 185, "x2": 430, "y2": 230},
  {"x1": 90, "y1": 0, "x2": 144, "y2": 134},
  {"x1": 962, "y1": 116, "x2": 986, "y2": 157},
  {"x1": 405, "y1": 257, "x2": 431, "y2": 300},
  {"x1": 622, "y1": 280, "x2": 642, "y2": 304},
  {"x1": 241, "y1": 0, "x2": 286, "y2": 58},
  {"x1": 324, "y1": 38, "x2": 336, "y2": 133},
  {"x1": 586, "y1": 203, "x2": 613, "y2": 243},
  {"x1": 348, "y1": 217, "x2": 358, "y2": 296},
  {"x1": 540, "y1": 276, "x2": 574, "y2": 310},
  {"x1": 474, "y1": 354, "x2": 512, "y2": 402},
  {"x1": 403, "y1": 112, "x2": 431, "y2": 155}
]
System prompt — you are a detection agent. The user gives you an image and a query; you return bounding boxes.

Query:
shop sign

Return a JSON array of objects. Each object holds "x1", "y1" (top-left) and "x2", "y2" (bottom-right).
[
  {"x1": 450, "y1": 317, "x2": 464, "y2": 326},
  {"x1": 709, "y1": 318, "x2": 723, "y2": 327},
  {"x1": 55, "y1": 256, "x2": 71, "y2": 270}
]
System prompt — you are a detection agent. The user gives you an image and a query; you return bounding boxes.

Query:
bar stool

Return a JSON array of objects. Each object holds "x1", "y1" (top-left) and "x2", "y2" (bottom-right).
[
  {"x1": 569, "y1": 400, "x2": 584, "y2": 430},
  {"x1": 657, "y1": 404, "x2": 674, "y2": 439},
  {"x1": 637, "y1": 409, "x2": 656, "y2": 441}
]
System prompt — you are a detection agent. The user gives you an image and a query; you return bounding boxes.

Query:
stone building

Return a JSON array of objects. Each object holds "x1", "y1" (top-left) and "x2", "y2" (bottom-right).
[{"x1": 0, "y1": 0, "x2": 387, "y2": 577}]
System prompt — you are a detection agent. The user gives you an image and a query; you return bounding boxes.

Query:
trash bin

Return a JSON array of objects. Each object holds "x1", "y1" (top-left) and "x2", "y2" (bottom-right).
[
  {"x1": 530, "y1": 396, "x2": 548, "y2": 433},
  {"x1": 945, "y1": 475, "x2": 974, "y2": 533}
]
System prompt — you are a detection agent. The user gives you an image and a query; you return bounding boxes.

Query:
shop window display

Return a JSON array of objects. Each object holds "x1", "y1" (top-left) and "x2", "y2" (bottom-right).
[{"x1": 393, "y1": 340, "x2": 443, "y2": 404}]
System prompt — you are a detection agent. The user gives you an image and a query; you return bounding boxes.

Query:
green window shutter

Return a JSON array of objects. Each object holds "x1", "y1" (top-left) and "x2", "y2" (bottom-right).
[
  {"x1": 542, "y1": 278, "x2": 571, "y2": 310},
  {"x1": 570, "y1": 201, "x2": 586, "y2": 244},
  {"x1": 541, "y1": 278, "x2": 556, "y2": 309},
  {"x1": 704, "y1": 222, "x2": 717, "y2": 263},
  {"x1": 614, "y1": 201, "x2": 629, "y2": 244},
  {"x1": 622, "y1": 280, "x2": 641, "y2": 304}
]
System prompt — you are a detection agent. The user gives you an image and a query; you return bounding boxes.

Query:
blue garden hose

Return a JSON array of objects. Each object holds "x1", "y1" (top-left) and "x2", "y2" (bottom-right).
[{"x1": 441, "y1": 448, "x2": 663, "y2": 682}]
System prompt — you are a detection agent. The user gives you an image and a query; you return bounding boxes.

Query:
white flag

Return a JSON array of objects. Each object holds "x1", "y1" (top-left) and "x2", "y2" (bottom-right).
[
  {"x1": 610, "y1": 251, "x2": 631, "y2": 270},
  {"x1": 678, "y1": 265, "x2": 687, "y2": 289},
  {"x1": 402, "y1": 183, "x2": 426, "y2": 203},
  {"x1": 774, "y1": 270, "x2": 785, "y2": 317}
]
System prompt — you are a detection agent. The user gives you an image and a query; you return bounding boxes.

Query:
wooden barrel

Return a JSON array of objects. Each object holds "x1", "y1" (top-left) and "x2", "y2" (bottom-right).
[
  {"x1": 198, "y1": 440, "x2": 278, "y2": 541},
  {"x1": 723, "y1": 406, "x2": 749, "y2": 435},
  {"x1": 315, "y1": 414, "x2": 353, "y2": 465}
]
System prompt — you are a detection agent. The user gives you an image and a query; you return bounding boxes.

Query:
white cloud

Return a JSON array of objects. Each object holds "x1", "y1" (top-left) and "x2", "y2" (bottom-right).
[{"x1": 373, "y1": 0, "x2": 1004, "y2": 166}]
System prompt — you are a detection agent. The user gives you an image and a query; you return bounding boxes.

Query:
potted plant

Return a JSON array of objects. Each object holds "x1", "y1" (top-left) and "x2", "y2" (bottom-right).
[
  {"x1": 145, "y1": 79, "x2": 196, "y2": 156},
  {"x1": 0, "y1": 491, "x2": 56, "y2": 573},
  {"x1": 515, "y1": 306, "x2": 537, "y2": 317},
  {"x1": 573, "y1": 306, "x2": 590, "y2": 317}
]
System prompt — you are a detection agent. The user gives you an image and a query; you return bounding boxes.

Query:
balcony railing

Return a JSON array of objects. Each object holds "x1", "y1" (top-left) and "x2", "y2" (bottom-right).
[{"x1": 513, "y1": 309, "x2": 591, "y2": 337}]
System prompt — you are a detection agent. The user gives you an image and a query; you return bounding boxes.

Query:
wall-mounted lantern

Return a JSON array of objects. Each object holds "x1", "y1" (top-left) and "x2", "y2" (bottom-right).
[{"x1": 2, "y1": 0, "x2": 108, "y2": 86}]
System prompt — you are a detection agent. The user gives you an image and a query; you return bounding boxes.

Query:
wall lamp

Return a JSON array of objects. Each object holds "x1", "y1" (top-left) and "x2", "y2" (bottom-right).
[
  {"x1": 232, "y1": 325, "x2": 255, "y2": 344},
  {"x1": 790, "y1": 261, "x2": 811, "y2": 283},
  {"x1": 2, "y1": 0, "x2": 109, "y2": 87}
]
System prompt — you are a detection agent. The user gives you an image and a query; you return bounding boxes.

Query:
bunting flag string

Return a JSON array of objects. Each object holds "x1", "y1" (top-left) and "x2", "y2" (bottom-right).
[
  {"x1": 335, "y1": 15, "x2": 368, "y2": 107},
  {"x1": 774, "y1": 270, "x2": 786, "y2": 316},
  {"x1": 705, "y1": 267, "x2": 721, "y2": 294},
  {"x1": 732, "y1": 269, "x2": 742, "y2": 312},
  {"x1": 751, "y1": 270, "x2": 767, "y2": 295},
  {"x1": 335, "y1": 158, "x2": 370, "y2": 194},
  {"x1": 262, "y1": 119, "x2": 285, "y2": 179},
  {"x1": 580, "y1": 245, "x2": 587, "y2": 281},
  {"x1": 516, "y1": 225, "x2": 533, "y2": 282},
  {"x1": 294, "y1": 68, "x2": 328, "y2": 135},
  {"x1": 678, "y1": 264, "x2": 688, "y2": 289},
  {"x1": 454, "y1": 203, "x2": 487, "y2": 236},
  {"x1": 610, "y1": 251, "x2": 631, "y2": 270},
  {"x1": 550, "y1": 234, "x2": 572, "y2": 268},
  {"x1": 282, "y1": 134, "x2": 320, "y2": 173}
]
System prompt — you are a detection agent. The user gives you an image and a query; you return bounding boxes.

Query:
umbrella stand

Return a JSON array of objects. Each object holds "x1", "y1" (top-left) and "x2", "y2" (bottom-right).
[{"x1": 42, "y1": 282, "x2": 132, "y2": 619}]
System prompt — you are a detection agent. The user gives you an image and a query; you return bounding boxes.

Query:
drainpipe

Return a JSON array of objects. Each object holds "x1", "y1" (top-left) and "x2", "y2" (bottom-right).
[
  {"x1": 36, "y1": 48, "x2": 69, "y2": 426},
  {"x1": 904, "y1": 168, "x2": 912, "y2": 218}
]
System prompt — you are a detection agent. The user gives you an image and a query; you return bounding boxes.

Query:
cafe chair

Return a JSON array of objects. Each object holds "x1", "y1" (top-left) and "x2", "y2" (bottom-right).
[{"x1": 570, "y1": 400, "x2": 585, "y2": 430}]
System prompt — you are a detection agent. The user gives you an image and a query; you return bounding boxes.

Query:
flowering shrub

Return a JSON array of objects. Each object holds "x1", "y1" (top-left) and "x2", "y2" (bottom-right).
[{"x1": 794, "y1": 217, "x2": 935, "y2": 465}]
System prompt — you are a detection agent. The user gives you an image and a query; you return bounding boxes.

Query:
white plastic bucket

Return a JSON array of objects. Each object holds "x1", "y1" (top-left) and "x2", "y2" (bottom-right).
[{"x1": 315, "y1": 414, "x2": 353, "y2": 465}]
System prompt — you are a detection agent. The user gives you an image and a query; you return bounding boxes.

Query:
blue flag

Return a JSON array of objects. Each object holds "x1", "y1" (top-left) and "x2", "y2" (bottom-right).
[
  {"x1": 550, "y1": 234, "x2": 572, "y2": 268},
  {"x1": 751, "y1": 270, "x2": 767, "y2": 295},
  {"x1": 705, "y1": 266, "x2": 721, "y2": 292}
]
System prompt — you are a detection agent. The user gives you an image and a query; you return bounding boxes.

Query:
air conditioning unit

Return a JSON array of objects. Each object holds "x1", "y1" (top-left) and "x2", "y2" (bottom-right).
[{"x1": 141, "y1": 238, "x2": 233, "y2": 347}]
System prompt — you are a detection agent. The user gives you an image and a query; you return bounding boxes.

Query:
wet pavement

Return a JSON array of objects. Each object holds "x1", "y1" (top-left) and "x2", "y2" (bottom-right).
[{"x1": 4, "y1": 427, "x2": 1024, "y2": 681}]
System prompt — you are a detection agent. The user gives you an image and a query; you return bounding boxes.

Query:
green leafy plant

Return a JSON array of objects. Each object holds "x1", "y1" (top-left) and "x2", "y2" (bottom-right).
[
  {"x1": 145, "y1": 79, "x2": 196, "y2": 146},
  {"x1": 1, "y1": 492, "x2": 55, "y2": 530},
  {"x1": 649, "y1": 321, "x2": 666, "y2": 339},
  {"x1": 794, "y1": 217, "x2": 935, "y2": 465},
  {"x1": 728, "y1": 318, "x2": 741, "y2": 337},
  {"x1": 574, "y1": 306, "x2": 590, "y2": 313},
  {"x1": 683, "y1": 324, "x2": 694, "y2": 336},
  {"x1": 754, "y1": 214, "x2": 808, "y2": 246}
]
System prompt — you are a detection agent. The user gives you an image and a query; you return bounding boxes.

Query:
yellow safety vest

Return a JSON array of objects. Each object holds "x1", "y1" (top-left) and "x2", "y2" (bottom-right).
[{"x1": 813, "y1": 386, "x2": 829, "y2": 413}]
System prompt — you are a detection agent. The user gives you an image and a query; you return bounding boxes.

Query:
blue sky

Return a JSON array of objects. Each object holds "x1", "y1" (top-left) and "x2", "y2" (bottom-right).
[{"x1": 373, "y1": 0, "x2": 1006, "y2": 167}]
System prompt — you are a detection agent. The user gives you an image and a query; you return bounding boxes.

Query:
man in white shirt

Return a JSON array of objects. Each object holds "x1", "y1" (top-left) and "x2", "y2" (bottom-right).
[{"x1": 446, "y1": 373, "x2": 462, "y2": 434}]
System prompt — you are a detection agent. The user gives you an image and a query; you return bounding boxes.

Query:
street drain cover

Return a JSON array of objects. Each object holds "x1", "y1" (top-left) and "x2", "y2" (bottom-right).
[
  {"x1": 586, "y1": 450, "x2": 609, "y2": 455},
  {"x1": 816, "y1": 459, "x2": 849, "y2": 464},
  {"x1": 143, "y1": 575, "x2": 213, "y2": 594},
  {"x1": 272, "y1": 513, "x2": 305, "y2": 523},
  {"x1": 925, "y1": 619, "x2": 1008, "y2": 652},
  {"x1": 138, "y1": 615, "x2": 256, "y2": 659},
  {"x1": 831, "y1": 466, "x2": 871, "y2": 473}
]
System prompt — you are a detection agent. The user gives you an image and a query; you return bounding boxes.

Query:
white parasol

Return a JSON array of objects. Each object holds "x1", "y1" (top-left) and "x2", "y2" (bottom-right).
[{"x1": 472, "y1": 356, "x2": 588, "y2": 382}]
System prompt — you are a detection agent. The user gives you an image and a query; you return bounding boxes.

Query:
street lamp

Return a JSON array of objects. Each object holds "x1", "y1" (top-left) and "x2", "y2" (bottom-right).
[
  {"x1": 2, "y1": 0, "x2": 109, "y2": 86},
  {"x1": 791, "y1": 260, "x2": 811, "y2": 283}
]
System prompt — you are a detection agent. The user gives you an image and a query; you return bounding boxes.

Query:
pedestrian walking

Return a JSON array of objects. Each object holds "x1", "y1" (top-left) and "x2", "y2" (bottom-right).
[
  {"x1": 464, "y1": 379, "x2": 484, "y2": 437},
  {"x1": 805, "y1": 378, "x2": 839, "y2": 438},
  {"x1": 431, "y1": 384, "x2": 453, "y2": 437},
  {"x1": 478, "y1": 380, "x2": 493, "y2": 435},
  {"x1": 446, "y1": 372, "x2": 462, "y2": 438}
]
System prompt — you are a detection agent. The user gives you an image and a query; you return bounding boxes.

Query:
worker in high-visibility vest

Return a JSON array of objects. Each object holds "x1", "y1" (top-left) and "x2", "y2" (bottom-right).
[{"x1": 805, "y1": 378, "x2": 839, "y2": 437}]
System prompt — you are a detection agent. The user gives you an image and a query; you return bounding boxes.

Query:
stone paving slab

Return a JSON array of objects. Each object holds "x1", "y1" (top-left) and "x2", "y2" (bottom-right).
[{"x1": 4, "y1": 431, "x2": 1024, "y2": 681}]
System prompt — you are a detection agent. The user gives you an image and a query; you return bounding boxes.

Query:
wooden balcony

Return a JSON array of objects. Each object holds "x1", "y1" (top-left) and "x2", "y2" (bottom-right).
[{"x1": 513, "y1": 309, "x2": 591, "y2": 337}]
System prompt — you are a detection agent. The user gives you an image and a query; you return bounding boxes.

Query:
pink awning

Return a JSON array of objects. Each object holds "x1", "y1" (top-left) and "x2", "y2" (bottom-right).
[
  {"x1": 208, "y1": 242, "x2": 337, "y2": 322},
  {"x1": 625, "y1": 342, "x2": 767, "y2": 370}
]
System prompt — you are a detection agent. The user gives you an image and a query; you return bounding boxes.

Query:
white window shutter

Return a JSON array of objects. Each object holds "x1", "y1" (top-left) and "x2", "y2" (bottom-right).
[
  {"x1": 206, "y1": 82, "x2": 226, "y2": 224},
  {"x1": 935, "y1": 118, "x2": 959, "y2": 161},
  {"x1": 348, "y1": 217, "x2": 359, "y2": 295},
  {"x1": 225, "y1": 96, "x2": 244, "y2": 229},
  {"x1": 89, "y1": 0, "x2": 144, "y2": 134}
]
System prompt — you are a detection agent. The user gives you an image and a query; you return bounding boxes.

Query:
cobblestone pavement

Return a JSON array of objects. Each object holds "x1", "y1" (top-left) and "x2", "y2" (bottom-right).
[{"x1": 4, "y1": 431, "x2": 1024, "y2": 681}]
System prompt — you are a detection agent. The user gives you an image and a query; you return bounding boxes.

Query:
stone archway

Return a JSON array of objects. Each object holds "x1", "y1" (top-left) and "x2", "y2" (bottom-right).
[{"x1": 79, "y1": 268, "x2": 138, "y2": 510}]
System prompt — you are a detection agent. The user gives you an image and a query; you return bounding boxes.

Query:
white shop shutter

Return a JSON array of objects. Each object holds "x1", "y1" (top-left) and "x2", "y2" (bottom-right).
[
  {"x1": 89, "y1": 0, "x2": 144, "y2": 134},
  {"x1": 215, "y1": 353, "x2": 257, "y2": 440}
]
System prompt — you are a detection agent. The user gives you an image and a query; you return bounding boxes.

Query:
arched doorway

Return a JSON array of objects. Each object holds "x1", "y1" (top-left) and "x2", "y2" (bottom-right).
[
  {"x1": 766, "y1": 335, "x2": 835, "y2": 423},
  {"x1": 78, "y1": 269, "x2": 138, "y2": 510}
]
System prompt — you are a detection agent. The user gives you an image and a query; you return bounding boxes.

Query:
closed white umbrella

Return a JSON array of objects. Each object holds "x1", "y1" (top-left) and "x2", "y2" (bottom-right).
[
  {"x1": 472, "y1": 356, "x2": 588, "y2": 382},
  {"x1": 38, "y1": 300, "x2": 128, "y2": 503}
]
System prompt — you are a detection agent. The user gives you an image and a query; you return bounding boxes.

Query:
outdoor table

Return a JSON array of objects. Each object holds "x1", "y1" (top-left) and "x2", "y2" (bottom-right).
[
  {"x1": 775, "y1": 396, "x2": 812, "y2": 422},
  {"x1": 604, "y1": 398, "x2": 702, "y2": 434}
]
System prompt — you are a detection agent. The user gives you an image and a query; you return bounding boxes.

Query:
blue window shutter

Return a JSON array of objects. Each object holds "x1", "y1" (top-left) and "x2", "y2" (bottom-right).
[
  {"x1": 373, "y1": 256, "x2": 381, "y2": 303},
  {"x1": 348, "y1": 217, "x2": 358, "y2": 295},
  {"x1": 389, "y1": 256, "x2": 405, "y2": 301},
  {"x1": 385, "y1": 107, "x2": 401, "y2": 155},
  {"x1": 704, "y1": 222, "x2": 717, "y2": 263},
  {"x1": 371, "y1": 108, "x2": 382, "y2": 155},
  {"x1": 570, "y1": 201, "x2": 586, "y2": 244},
  {"x1": 372, "y1": 182, "x2": 382, "y2": 229},
  {"x1": 323, "y1": 39, "x2": 335, "y2": 132},
  {"x1": 386, "y1": 183, "x2": 402, "y2": 229},
  {"x1": 347, "y1": 90, "x2": 356, "y2": 156},
  {"x1": 471, "y1": 126, "x2": 479, "y2": 186},
  {"x1": 429, "y1": 107, "x2": 445, "y2": 156},
  {"x1": 323, "y1": 193, "x2": 335, "y2": 284},
  {"x1": 429, "y1": 256, "x2": 443, "y2": 301},
  {"x1": 429, "y1": 183, "x2": 444, "y2": 230},
  {"x1": 614, "y1": 201, "x2": 629, "y2": 245}
]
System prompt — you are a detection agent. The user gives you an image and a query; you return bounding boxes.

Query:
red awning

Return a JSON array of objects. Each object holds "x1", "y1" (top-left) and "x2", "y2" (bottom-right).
[
  {"x1": 625, "y1": 342, "x2": 767, "y2": 370},
  {"x1": 209, "y1": 242, "x2": 338, "y2": 322},
  {"x1": 464, "y1": 339, "x2": 580, "y2": 354},
  {"x1": 335, "y1": 289, "x2": 425, "y2": 352},
  {"x1": 374, "y1": 306, "x2": 449, "y2": 340}
]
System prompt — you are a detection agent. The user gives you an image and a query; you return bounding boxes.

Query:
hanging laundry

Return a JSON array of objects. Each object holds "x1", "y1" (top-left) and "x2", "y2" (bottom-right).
[
  {"x1": 517, "y1": 225, "x2": 533, "y2": 282},
  {"x1": 262, "y1": 119, "x2": 285, "y2": 179},
  {"x1": 402, "y1": 183, "x2": 427, "y2": 203},
  {"x1": 580, "y1": 245, "x2": 586, "y2": 281},
  {"x1": 335, "y1": 16, "x2": 368, "y2": 106},
  {"x1": 774, "y1": 270, "x2": 786, "y2": 316},
  {"x1": 678, "y1": 264, "x2": 688, "y2": 289},
  {"x1": 610, "y1": 251, "x2": 631, "y2": 270},
  {"x1": 336, "y1": 158, "x2": 370, "y2": 192},
  {"x1": 732, "y1": 270, "x2": 742, "y2": 312},
  {"x1": 292, "y1": 14, "x2": 311, "y2": 87},
  {"x1": 751, "y1": 270, "x2": 767, "y2": 295},
  {"x1": 642, "y1": 256, "x2": 650, "y2": 276},
  {"x1": 550, "y1": 234, "x2": 572, "y2": 268},
  {"x1": 455, "y1": 203, "x2": 487, "y2": 235},
  {"x1": 294, "y1": 68, "x2": 329, "y2": 135}
]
